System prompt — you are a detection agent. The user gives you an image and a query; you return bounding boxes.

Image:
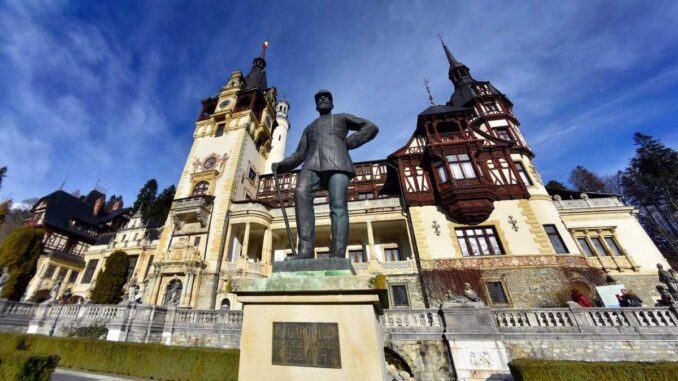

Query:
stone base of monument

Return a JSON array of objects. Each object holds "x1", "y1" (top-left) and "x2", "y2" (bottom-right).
[{"x1": 235, "y1": 258, "x2": 389, "y2": 381}]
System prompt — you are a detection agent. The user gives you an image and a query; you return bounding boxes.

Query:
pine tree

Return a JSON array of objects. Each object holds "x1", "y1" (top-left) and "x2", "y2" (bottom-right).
[
  {"x1": 104, "y1": 194, "x2": 118, "y2": 210},
  {"x1": 545, "y1": 180, "x2": 567, "y2": 190},
  {"x1": 147, "y1": 185, "x2": 176, "y2": 225},
  {"x1": 568, "y1": 165, "x2": 608, "y2": 193},
  {"x1": 0, "y1": 227, "x2": 44, "y2": 300},
  {"x1": 0, "y1": 166, "x2": 6, "y2": 189},
  {"x1": 133, "y1": 179, "x2": 158, "y2": 223},
  {"x1": 621, "y1": 133, "x2": 678, "y2": 259},
  {"x1": 90, "y1": 250, "x2": 130, "y2": 304}
]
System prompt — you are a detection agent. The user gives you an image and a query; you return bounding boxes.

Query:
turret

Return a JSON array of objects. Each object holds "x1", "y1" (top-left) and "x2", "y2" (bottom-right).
[{"x1": 265, "y1": 99, "x2": 291, "y2": 173}]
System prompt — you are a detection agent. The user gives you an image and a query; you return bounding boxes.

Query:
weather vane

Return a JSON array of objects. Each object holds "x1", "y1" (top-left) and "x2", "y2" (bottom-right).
[{"x1": 424, "y1": 79, "x2": 435, "y2": 106}]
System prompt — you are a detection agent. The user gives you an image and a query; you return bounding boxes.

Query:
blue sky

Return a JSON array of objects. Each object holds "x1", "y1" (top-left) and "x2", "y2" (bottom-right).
[{"x1": 1, "y1": 1, "x2": 677, "y2": 206}]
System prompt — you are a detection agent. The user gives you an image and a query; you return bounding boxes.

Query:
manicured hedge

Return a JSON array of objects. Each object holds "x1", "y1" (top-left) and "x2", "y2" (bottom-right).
[
  {"x1": 509, "y1": 359, "x2": 678, "y2": 381},
  {"x1": 0, "y1": 333, "x2": 239, "y2": 381},
  {"x1": 0, "y1": 351, "x2": 59, "y2": 381}
]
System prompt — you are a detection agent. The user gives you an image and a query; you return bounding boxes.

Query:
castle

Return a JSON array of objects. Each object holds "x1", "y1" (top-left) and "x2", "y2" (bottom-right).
[{"x1": 22, "y1": 39, "x2": 668, "y2": 312}]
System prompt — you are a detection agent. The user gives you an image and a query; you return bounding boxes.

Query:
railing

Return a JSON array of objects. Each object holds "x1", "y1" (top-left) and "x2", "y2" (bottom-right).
[
  {"x1": 553, "y1": 196, "x2": 625, "y2": 210},
  {"x1": 382, "y1": 309, "x2": 443, "y2": 329},
  {"x1": 493, "y1": 307, "x2": 678, "y2": 333},
  {"x1": 172, "y1": 195, "x2": 215, "y2": 210},
  {"x1": 428, "y1": 131, "x2": 466, "y2": 144},
  {"x1": 174, "y1": 309, "x2": 243, "y2": 326},
  {"x1": 0, "y1": 300, "x2": 35, "y2": 318}
]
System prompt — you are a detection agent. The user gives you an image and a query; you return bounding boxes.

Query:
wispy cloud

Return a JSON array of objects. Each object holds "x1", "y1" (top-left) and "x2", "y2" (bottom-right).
[{"x1": 0, "y1": 0, "x2": 677, "y2": 202}]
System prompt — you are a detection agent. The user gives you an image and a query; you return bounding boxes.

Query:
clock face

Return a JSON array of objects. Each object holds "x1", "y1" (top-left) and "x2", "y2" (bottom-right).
[
  {"x1": 218, "y1": 99, "x2": 231, "y2": 110},
  {"x1": 204, "y1": 157, "x2": 217, "y2": 169}
]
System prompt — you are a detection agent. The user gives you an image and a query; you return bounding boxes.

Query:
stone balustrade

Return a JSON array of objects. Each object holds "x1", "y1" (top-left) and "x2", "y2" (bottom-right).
[
  {"x1": 493, "y1": 306, "x2": 678, "y2": 334},
  {"x1": 382, "y1": 309, "x2": 443, "y2": 329},
  {"x1": 553, "y1": 196, "x2": 625, "y2": 210}
]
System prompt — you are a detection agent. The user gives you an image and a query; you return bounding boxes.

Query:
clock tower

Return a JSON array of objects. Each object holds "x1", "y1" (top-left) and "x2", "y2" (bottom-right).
[{"x1": 144, "y1": 41, "x2": 283, "y2": 309}]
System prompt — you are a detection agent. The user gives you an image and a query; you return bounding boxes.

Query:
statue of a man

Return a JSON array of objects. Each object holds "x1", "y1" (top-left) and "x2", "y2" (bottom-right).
[
  {"x1": 272, "y1": 90, "x2": 378, "y2": 259},
  {"x1": 657, "y1": 263, "x2": 678, "y2": 297},
  {"x1": 0, "y1": 267, "x2": 9, "y2": 296}
]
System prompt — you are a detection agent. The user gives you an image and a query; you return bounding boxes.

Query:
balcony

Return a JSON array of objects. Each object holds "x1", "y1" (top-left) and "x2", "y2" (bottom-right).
[
  {"x1": 171, "y1": 195, "x2": 215, "y2": 229},
  {"x1": 553, "y1": 195, "x2": 625, "y2": 210}
]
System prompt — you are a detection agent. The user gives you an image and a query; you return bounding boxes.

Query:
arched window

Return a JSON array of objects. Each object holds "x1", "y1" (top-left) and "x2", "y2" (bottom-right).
[
  {"x1": 220, "y1": 298, "x2": 231, "y2": 310},
  {"x1": 192, "y1": 181, "x2": 209, "y2": 196}
]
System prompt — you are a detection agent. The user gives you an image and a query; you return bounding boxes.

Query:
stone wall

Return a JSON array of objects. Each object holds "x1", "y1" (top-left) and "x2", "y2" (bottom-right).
[
  {"x1": 388, "y1": 340, "x2": 453, "y2": 381},
  {"x1": 504, "y1": 338, "x2": 678, "y2": 362}
]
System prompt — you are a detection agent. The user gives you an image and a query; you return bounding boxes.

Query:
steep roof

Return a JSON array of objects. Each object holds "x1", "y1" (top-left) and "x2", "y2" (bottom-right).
[{"x1": 35, "y1": 190, "x2": 131, "y2": 242}]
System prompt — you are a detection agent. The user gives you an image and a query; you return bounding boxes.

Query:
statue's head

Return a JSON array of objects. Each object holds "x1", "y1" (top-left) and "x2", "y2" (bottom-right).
[
  {"x1": 658, "y1": 263, "x2": 664, "y2": 269},
  {"x1": 314, "y1": 89, "x2": 333, "y2": 115},
  {"x1": 463, "y1": 282, "x2": 471, "y2": 290}
]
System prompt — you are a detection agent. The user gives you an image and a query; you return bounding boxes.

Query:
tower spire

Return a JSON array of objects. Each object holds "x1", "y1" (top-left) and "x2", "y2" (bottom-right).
[
  {"x1": 245, "y1": 34, "x2": 270, "y2": 90},
  {"x1": 259, "y1": 31, "x2": 270, "y2": 60},
  {"x1": 437, "y1": 33, "x2": 460, "y2": 67}
]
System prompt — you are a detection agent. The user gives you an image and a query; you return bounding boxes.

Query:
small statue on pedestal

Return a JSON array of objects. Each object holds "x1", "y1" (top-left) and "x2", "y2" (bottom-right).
[
  {"x1": 443, "y1": 283, "x2": 485, "y2": 307},
  {"x1": 42, "y1": 280, "x2": 62, "y2": 304},
  {"x1": 657, "y1": 263, "x2": 678, "y2": 298},
  {"x1": 656, "y1": 285, "x2": 674, "y2": 307},
  {"x1": 0, "y1": 267, "x2": 9, "y2": 298}
]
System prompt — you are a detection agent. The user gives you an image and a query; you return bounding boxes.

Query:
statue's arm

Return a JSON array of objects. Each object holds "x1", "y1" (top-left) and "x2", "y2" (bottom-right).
[
  {"x1": 276, "y1": 128, "x2": 308, "y2": 172},
  {"x1": 344, "y1": 114, "x2": 379, "y2": 150}
]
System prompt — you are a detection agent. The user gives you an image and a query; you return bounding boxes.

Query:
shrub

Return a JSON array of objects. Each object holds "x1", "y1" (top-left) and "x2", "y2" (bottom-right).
[
  {"x1": 90, "y1": 250, "x2": 129, "y2": 304},
  {"x1": 0, "y1": 351, "x2": 59, "y2": 381},
  {"x1": 0, "y1": 332, "x2": 239, "y2": 381},
  {"x1": 0, "y1": 227, "x2": 44, "y2": 300},
  {"x1": 509, "y1": 358, "x2": 678, "y2": 381},
  {"x1": 69, "y1": 325, "x2": 108, "y2": 339}
]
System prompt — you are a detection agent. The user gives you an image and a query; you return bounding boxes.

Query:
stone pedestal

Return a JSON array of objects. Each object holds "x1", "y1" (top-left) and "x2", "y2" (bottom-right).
[
  {"x1": 441, "y1": 301, "x2": 511, "y2": 381},
  {"x1": 235, "y1": 259, "x2": 388, "y2": 381}
]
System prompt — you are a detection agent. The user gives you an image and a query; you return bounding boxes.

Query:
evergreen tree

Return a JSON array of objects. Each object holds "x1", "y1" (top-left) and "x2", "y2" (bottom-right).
[
  {"x1": 147, "y1": 185, "x2": 176, "y2": 225},
  {"x1": 0, "y1": 227, "x2": 44, "y2": 300},
  {"x1": 621, "y1": 133, "x2": 678, "y2": 258},
  {"x1": 568, "y1": 165, "x2": 608, "y2": 193},
  {"x1": 545, "y1": 180, "x2": 567, "y2": 190},
  {"x1": 0, "y1": 206, "x2": 31, "y2": 245},
  {"x1": 0, "y1": 166, "x2": 6, "y2": 189},
  {"x1": 104, "y1": 194, "x2": 118, "y2": 210},
  {"x1": 133, "y1": 179, "x2": 158, "y2": 222},
  {"x1": 90, "y1": 250, "x2": 130, "y2": 304},
  {"x1": 0, "y1": 200, "x2": 9, "y2": 226}
]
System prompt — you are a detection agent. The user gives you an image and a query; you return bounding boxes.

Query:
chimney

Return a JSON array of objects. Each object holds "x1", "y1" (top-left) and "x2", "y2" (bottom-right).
[
  {"x1": 111, "y1": 198, "x2": 123, "y2": 211},
  {"x1": 93, "y1": 197, "x2": 105, "y2": 216}
]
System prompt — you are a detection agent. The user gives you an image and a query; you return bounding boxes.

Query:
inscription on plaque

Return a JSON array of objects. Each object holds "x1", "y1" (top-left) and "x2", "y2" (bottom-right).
[{"x1": 272, "y1": 322, "x2": 341, "y2": 368}]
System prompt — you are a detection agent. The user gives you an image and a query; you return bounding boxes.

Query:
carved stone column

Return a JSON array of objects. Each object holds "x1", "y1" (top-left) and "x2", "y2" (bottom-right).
[
  {"x1": 262, "y1": 228, "x2": 272, "y2": 264},
  {"x1": 242, "y1": 222, "x2": 251, "y2": 259},
  {"x1": 366, "y1": 220, "x2": 378, "y2": 261}
]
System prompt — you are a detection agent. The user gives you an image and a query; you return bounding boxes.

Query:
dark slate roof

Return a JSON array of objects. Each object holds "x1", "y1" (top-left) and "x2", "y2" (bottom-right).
[
  {"x1": 449, "y1": 80, "x2": 503, "y2": 108},
  {"x1": 418, "y1": 104, "x2": 470, "y2": 117},
  {"x1": 35, "y1": 190, "x2": 131, "y2": 242},
  {"x1": 95, "y1": 232, "x2": 116, "y2": 245}
]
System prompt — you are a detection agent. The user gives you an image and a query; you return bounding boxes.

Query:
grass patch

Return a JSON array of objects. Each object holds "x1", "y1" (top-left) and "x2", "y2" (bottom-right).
[
  {"x1": 0, "y1": 332, "x2": 239, "y2": 381},
  {"x1": 509, "y1": 359, "x2": 678, "y2": 381}
]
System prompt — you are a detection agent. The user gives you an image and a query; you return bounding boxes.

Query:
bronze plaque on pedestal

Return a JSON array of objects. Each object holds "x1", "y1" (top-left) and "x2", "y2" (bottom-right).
[{"x1": 272, "y1": 322, "x2": 341, "y2": 368}]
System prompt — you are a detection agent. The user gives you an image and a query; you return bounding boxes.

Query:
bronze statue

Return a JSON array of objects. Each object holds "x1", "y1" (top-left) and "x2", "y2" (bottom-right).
[{"x1": 272, "y1": 90, "x2": 378, "y2": 259}]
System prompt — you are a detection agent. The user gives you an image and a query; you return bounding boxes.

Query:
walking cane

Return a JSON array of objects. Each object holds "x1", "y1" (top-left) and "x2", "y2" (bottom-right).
[{"x1": 273, "y1": 170, "x2": 297, "y2": 257}]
